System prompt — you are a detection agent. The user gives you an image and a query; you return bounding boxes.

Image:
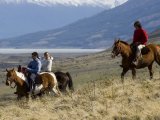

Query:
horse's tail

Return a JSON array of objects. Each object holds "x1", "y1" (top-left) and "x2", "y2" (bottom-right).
[
  {"x1": 66, "y1": 72, "x2": 74, "y2": 91},
  {"x1": 155, "y1": 45, "x2": 160, "y2": 65}
]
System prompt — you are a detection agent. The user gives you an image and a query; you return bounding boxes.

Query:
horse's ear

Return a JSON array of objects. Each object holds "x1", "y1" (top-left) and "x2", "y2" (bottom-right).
[
  {"x1": 118, "y1": 38, "x2": 121, "y2": 42},
  {"x1": 114, "y1": 38, "x2": 118, "y2": 43},
  {"x1": 6, "y1": 69, "x2": 9, "y2": 72},
  {"x1": 11, "y1": 68, "x2": 15, "y2": 71}
]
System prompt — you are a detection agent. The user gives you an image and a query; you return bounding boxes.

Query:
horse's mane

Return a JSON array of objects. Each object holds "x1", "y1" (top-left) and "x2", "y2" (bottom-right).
[{"x1": 119, "y1": 40, "x2": 129, "y2": 46}]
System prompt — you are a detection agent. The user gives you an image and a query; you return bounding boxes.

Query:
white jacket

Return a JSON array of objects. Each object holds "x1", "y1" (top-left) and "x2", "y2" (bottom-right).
[{"x1": 41, "y1": 56, "x2": 53, "y2": 72}]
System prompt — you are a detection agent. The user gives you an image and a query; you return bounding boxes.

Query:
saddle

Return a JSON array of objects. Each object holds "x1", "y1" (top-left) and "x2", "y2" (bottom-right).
[
  {"x1": 18, "y1": 65, "x2": 41, "y2": 90},
  {"x1": 141, "y1": 46, "x2": 150, "y2": 55},
  {"x1": 131, "y1": 45, "x2": 150, "y2": 55},
  {"x1": 18, "y1": 65, "x2": 28, "y2": 76}
]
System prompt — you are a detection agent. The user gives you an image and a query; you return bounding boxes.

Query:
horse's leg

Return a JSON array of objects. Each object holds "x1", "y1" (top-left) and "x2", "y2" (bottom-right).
[
  {"x1": 52, "y1": 84, "x2": 61, "y2": 96},
  {"x1": 17, "y1": 94, "x2": 22, "y2": 101},
  {"x1": 40, "y1": 82, "x2": 48, "y2": 94},
  {"x1": 131, "y1": 68, "x2": 136, "y2": 80},
  {"x1": 121, "y1": 68, "x2": 129, "y2": 83},
  {"x1": 148, "y1": 63, "x2": 153, "y2": 80},
  {"x1": 25, "y1": 93, "x2": 29, "y2": 102},
  {"x1": 61, "y1": 81, "x2": 68, "y2": 93}
]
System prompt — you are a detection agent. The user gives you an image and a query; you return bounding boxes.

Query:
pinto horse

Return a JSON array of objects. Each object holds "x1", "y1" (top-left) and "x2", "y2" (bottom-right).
[
  {"x1": 111, "y1": 40, "x2": 160, "y2": 82},
  {"x1": 6, "y1": 68, "x2": 61, "y2": 100},
  {"x1": 55, "y1": 71, "x2": 74, "y2": 93},
  {"x1": 17, "y1": 65, "x2": 74, "y2": 93}
]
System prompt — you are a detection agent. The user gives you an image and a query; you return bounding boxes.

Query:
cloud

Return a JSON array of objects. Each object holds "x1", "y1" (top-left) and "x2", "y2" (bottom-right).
[{"x1": 1, "y1": 0, "x2": 128, "y2": 7}]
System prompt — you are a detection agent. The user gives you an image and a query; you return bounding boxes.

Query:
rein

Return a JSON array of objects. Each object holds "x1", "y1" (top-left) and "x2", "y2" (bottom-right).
[
  {"x1": 10, "y1": 71, "x2": 26, "y2": 89},
  {"x1": 8, "y1": 78, "x2": 16, "y2": 89}
]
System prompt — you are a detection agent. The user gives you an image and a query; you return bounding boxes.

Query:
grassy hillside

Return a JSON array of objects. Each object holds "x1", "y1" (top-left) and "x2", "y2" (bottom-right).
[
  {"x1": 1, "y1": 0, "x2": 160, "y2": 48},
  {"x1": 149, "y1": 29, "x2": 160, "y2": 44},
  {"x1": 1, "y1": 79, "x2": 160, "y2": 120},
  {"x1": 0, "y1": 51, "x2": 160, "y2": 119}
]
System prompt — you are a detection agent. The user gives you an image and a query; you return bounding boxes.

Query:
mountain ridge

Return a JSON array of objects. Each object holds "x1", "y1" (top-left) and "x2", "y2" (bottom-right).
[
  {"x1": 0, "y1": 0, "x2": 128, "y2": 38},
  {"x1": 0, "y1": 0, "x2": 160, "y2": 48},
  {"x1": 0, "y1": 0, "x2": 127, "y2": 8}
]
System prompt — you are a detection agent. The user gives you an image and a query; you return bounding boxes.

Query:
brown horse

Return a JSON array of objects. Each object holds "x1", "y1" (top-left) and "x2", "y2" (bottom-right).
[
  {"x1": 55, "y1": 71, "x2": 74, "y2": 93},
  {"x1": 6, "y1": 69, "x2": 29, "y2": 100},
  {"x1": 6, "y1": 68, "x2": 61, "y2": 100},
  {"x1": 111, "y1": 40, "x2": 160, "y2": 82}
]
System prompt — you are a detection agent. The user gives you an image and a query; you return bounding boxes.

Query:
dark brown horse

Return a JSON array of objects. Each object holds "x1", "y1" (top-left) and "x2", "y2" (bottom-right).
[
  {"x1": 55, "y1": 71, "x2": 74, "y2": 93},
  {"x1": 6, "y1": 68, "x2": 61, "y2": 100},
  {"x1": 111, "y1": 40, "x2": 160, "y2": 82}
]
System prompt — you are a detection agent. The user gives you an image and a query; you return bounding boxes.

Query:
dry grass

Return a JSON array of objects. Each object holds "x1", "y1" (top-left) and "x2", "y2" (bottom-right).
[
  {"x1": 1, "y1": 51, "x2": 160, "y2": 119},
  {"x1": 0, "y1": 78, "x2": 160, "y2": 120}
]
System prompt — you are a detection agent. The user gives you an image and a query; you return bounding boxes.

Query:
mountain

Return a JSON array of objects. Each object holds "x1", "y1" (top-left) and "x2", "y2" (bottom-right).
[
  {"x1": 0, "y1": 0, "x2": 127, "y2": 38},
  {"x1": 0, "y1": 0, "x2": 127, "y2": 8},
  {"x1": 149, "y1": 28, "x2": 160, "y2": 44},
  {"x1": 0, "y1": 4, "x2": 105, "y2": 38},
  {"x1": 1, "y1": 0, "x2": 160, "y2": 48}
]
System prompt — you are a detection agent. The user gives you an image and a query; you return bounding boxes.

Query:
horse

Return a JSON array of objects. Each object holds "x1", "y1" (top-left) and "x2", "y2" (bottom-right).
[
  {"x1": 18, "y1": 65, "x2": 74, "y2": 93},
  {"x1": 111, "y1": 39, "x2": 160, "y2": 82},
  {"x1": 6, "y1": 68, "x2": 29, "y2": 101},
  {"x1": 54, "y1": 71, "x2": 74, "y2": 93},
  {"x1": 6, "y1": 68, "x2": 61, "y2": 100}
]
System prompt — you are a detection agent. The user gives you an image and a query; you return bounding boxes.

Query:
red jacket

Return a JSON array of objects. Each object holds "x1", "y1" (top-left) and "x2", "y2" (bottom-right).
[{"x1": 133, "y1": 28, "x2": 148, "y2": 45}]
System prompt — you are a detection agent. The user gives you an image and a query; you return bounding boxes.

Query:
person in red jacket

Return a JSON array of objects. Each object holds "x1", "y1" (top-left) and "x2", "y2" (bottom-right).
[{"x1": 131, "y1": 21, "x2": 148, "y2": 66}]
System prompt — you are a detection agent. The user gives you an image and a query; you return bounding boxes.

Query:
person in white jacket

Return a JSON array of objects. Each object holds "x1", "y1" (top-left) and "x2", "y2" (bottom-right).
[{"x1": 41, "y1": 52, "x2": 53, "y2": 72}]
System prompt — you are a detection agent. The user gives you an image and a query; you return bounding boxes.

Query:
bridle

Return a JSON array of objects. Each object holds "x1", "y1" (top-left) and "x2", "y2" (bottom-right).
[
  {"x1": 111, "y1": 41, "x2": 121, "y2": 58},
  {"x1": 6, "y1": 69, "x2": 17, "y2": 89},
  {"x1": 6, "y1": 74, "x2": 16, "y2": 89}
]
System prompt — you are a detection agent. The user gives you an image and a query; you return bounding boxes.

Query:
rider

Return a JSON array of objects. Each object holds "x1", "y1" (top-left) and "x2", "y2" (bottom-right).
[
  {"x1": 26, "y1": 52, "x2": 42, "y2": 92},
  {"x1": 41, "y1": 52, "x2": 53, "y2": 72},
  {"x1": 131, "y1": 21, "x2": 148, "y2": 66}
]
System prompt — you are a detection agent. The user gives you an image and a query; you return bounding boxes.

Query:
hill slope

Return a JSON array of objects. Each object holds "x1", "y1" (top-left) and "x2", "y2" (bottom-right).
[
  {"x1": 0, "y1": 0, "x2": 127, "y2": 38},
  {"x1": 0, "y1": 0, "x2": 160, "y2": 48},
  {"x1": 149, "y1": 28, "x2": 160, "y2": 44},
  {"x1": 0, "y1": 51, "x2": 160, "y2": 119}
]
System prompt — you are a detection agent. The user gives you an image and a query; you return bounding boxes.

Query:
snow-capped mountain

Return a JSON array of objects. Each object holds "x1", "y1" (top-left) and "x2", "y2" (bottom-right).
[
  {"x1": 1, "y1": 0, "x2": 160, "y2": 49},
  {"x1": 0, "y1": 0, "x2": 128, "y2": 39},
  {"x1": 0, "y1": 0, "x2": 128, "y2": 8}
]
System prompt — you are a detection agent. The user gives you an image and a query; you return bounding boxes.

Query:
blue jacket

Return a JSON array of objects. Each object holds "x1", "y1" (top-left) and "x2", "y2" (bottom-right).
[{"x1": 27, "y1": 58, "x2": 41, "y2": 74}]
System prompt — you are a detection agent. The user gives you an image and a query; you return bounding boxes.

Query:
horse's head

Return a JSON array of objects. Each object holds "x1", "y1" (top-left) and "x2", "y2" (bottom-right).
[
  {"x1": 111, "y1": 39, "x2": 130, "y2": 58},
  {"x1": 111, "y1": 40, "x2": 122, "y2": 58},
  {"x1": 6, "y1": 68, "x2": 16, "y2": 86}
]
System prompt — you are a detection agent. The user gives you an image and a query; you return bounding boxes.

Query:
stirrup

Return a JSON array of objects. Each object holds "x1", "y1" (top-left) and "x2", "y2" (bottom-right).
[{"x1": 132, "y1": 61, "x2": 138, "y2": 66}]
